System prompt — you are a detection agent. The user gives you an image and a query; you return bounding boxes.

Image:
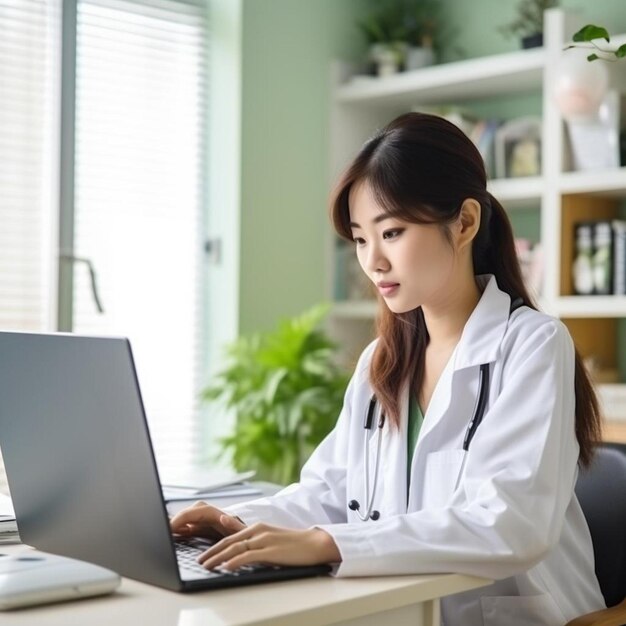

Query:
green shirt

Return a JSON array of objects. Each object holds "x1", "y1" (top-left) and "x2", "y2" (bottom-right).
[{"x1": 407, "y1": 393, "x2": 424, "y2": 495}]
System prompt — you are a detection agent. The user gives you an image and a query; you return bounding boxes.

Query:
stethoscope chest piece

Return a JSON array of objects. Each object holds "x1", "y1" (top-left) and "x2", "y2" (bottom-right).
[
  {"x1": 347, "y1": 295, "x2": 524, "y2": 523},
  {"x1": 349, "y1": 395, "x2": 385, "y2": 522}
]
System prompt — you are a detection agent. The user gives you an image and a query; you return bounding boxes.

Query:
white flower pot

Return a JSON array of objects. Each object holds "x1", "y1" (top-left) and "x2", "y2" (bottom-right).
[
  {"x1": 369, "y1": 43, "x2": 400, "y2": 77},
  {"x1": 406, "y1": 46, "x2": 435, "y2": 71}
]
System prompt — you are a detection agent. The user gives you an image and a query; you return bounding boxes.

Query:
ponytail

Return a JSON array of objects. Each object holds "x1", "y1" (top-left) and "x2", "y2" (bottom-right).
[
  {"x1": 329, "y1": 112, "x2": 602, "y2": 468},
  {"x1": 473, "y1": 192, "x2": 602, "y2": 467}
]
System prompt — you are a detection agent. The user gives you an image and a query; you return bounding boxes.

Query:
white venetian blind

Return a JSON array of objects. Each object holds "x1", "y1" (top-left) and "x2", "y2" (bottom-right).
[
  {"x1": 71, "y1": 0, "x2": 208, "y2": 481},
  {"x1": 0, "y1": 0, "x2": 60, "y2": 494}
]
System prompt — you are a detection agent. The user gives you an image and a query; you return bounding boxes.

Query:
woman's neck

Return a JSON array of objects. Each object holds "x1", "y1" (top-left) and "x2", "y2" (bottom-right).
[{"x1": 421, "y1": 273, "x2": 482, "y2": 347}]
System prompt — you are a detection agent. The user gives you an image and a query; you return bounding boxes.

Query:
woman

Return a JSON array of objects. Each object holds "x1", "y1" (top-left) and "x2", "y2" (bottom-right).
[{"x1": 171, "y1": 112, "x2": 606, "y2": 625}]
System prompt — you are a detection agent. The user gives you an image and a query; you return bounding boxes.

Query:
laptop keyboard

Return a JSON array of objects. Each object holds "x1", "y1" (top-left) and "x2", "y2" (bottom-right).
[{"x1": 175, "y1": 537, "x2": 281, "y2": 581}]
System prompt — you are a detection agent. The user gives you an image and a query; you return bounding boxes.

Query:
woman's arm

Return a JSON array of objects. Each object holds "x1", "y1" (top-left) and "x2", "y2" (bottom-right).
[
  {"x1": 219, "y1": 340, "x2": 377, "y2": 529},
  {"x1": 316, "y1": 320, "x2": 579, "y2": 580}
]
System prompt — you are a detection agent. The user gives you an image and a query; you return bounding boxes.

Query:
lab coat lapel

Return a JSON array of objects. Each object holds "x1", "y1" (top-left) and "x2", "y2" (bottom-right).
[
  {"x1": 412, "y1": 275, "x2": 511, "y2": 446},
  {"x1": 380, "y1": 381, "x2": 409, "y2": 516},
  {"x1": 412, "y1": 344, "x2": 458, "y2": 446},
  {"x1": 453, "y1": 274, "x2": 512, "y2": 371}
]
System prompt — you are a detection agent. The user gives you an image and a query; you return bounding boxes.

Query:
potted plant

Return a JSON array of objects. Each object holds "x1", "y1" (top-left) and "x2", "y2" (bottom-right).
[
  {"x1": 566, "y1": 24, "x2": 626, "y2": 62},
  {"x1": 401, "y1": 0, "x2": 443, "y2": 70},
  {"x1": 202, "y1": 304, "x2": 350, "y2": 486},
  {"x1": 499, "y1": 0, "x2": 559, "y2": 49},
  {"x1": 356, "y1": 1, "x2": 408, "y2": 76}
]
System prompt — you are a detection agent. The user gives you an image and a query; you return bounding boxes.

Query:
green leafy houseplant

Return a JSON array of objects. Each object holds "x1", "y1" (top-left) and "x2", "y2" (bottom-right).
[
  {"x1": 499, "y1": 0, "x2": 559, "y2": 47},
  {"x1": 202, "y1": 304, "x2": 351, "y2": 486},
  {"x1": 356, "y1": 1, "x2": 407, "y2": 46},
  {"x1": 356, "y1": 0, "x2": 448, "y2": 71},
  {"x1": 401, "y1": 0, "x2": 444, "y2": 49},
  {"x1": 566, "y1": 24, "x2": 626, "y2": 62}
]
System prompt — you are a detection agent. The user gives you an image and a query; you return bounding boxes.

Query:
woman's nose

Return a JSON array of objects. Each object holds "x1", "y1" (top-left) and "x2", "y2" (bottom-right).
[{"x1": 364, "y1": 243, "x2": 390, "y2": 274}]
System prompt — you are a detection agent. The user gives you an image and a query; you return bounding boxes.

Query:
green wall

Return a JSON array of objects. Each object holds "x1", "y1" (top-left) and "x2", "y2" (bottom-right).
[
  {"x1": 239, "y1": 0, "x2": 368, "y2": 333},
  {"x1": 238, "y1": 0, "x2": 626, "y2": 335}
]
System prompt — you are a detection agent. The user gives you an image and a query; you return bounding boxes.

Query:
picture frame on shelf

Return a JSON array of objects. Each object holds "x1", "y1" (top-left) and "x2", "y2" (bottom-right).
[
  {"x1": 564, "y1": 90, "x2": 623, "y2": 171},
  {"x1": 494, "y1": 116, "x2": 542, "y2": 179}
]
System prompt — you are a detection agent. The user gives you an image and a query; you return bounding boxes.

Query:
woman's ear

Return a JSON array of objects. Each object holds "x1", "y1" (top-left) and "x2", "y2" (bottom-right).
[{"x1": 456, "y1": 199, "x2": 481, "y2": 250}]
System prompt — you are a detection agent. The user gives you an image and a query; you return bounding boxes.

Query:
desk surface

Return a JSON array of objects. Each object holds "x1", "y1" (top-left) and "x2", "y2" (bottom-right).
[{"x1": 0, "y1": 544, "x2": 491, "y2": 626}]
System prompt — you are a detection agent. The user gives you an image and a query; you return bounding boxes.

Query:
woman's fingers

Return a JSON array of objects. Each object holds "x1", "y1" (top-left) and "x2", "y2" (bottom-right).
[
  {"x1": 170, "y1": 502, "x2": 226, "y2": 536},
  {"x1": 199, "y1": 536, "x2": 264, "y2": 570},
  {"x1": 196, "y1": 525, "x2": 341, "y2": 572},
  {"x1": 170, "y1": 502, "x2": 246, "y2": 541},
  {"x1": 198, "y1": 524, "x2": 264, "y2": 569},
  {"x1": 220, "y1": 514, "x2": 246, "y2": 533}
]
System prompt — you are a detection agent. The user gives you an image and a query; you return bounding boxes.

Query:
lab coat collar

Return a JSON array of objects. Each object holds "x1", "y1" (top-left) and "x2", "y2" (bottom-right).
[{"x1": 452, "y1": 274, "x2": 512, "y2": 371}]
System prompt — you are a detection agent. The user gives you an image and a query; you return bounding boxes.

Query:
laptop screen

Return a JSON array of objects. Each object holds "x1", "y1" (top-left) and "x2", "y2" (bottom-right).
[{"x1": 0, "y1": 331, "x2": 182, "y2": 590}]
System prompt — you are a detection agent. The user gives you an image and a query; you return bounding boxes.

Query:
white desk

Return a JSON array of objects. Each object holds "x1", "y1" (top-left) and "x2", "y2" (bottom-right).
[{"x1": 0, "y1": 543, "x2": 491, "y2": 625}]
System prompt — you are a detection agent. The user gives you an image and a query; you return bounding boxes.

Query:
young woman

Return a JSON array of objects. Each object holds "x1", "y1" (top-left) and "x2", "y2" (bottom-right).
[{"x1": 171, "y1": 112, "x2": 606, "y2": 625}]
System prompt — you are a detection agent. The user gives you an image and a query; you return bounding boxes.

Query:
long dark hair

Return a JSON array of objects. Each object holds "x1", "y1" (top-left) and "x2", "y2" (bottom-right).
[{"x1": 329, "y1": 112, "x2": 601, "y2": 467}]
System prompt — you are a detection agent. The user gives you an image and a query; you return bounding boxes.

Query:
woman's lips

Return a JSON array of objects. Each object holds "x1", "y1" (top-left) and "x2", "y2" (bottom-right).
[{"x1": 377, "y1": 283, "x2": 399, "y2": 296}]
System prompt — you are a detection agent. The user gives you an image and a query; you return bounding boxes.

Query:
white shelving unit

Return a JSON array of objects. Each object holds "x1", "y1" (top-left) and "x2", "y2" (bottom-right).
[{"x1": 327, "y1": 8, "x2": 626, "y2": 423}]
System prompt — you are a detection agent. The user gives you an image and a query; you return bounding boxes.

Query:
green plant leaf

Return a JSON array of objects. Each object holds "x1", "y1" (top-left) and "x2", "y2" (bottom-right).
[
  {"x1": 616, "y1": 44, "x2": 626, "y2": 58},
  {"x1": 199, "y1": 303, "x2": 350, "y2": 483},
  {"x1": 263, "y1": 367, "x2": 289, "y2": 405},
  {"x1": 572, "y1": 24, "x2": 610, "y2": 43},
  {"x1": 587, "y1": 53, "x2": 599, "y2": 62}
]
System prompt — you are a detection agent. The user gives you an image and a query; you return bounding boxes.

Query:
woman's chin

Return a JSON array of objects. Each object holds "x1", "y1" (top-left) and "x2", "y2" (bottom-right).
[{"x1": 383, "y1": 299, "x2": 421, "y2": 315}]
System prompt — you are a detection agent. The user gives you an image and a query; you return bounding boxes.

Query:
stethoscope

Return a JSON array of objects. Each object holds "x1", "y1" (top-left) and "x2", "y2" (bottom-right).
[{"x1": 348, "y1": 296, "x2": 524, "y2": 522}]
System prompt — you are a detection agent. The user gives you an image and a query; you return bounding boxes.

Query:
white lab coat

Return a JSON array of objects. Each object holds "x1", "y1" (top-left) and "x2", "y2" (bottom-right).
[{"x1": 226, "y1": 274, "x2": 606, "y2": 626}]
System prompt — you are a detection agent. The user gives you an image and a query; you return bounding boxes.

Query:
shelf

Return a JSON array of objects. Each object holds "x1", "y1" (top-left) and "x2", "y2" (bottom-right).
[
  {"x1": 332, "y1": 300, "x2": 377, "y2": 319},
  {"x1": 487, "y1": 176, "x2": 543, "y2": 210},
  {"x1": 559, "y1": 167, "x2": 626, "y2": 197},
  {"x1": 555, "y1": 296, "x2": 626, "y2": 318},
  {"x1": 597, "y1": 384, "x2": 626, "y2": 422},
  {"x1": 335, "y1": 48, "x2": 545, "y2": 108}
]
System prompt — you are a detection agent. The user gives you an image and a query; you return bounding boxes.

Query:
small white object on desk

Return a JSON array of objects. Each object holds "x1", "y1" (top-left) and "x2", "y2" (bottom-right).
[
  {"x1": 0, "y1": 494, "x2": 19, "y2": 545},
  {"x1": 0, "y1": 550, "x2": 120, "y2": 610},
  {"x1": 161, "y1": 469, "x2": 262, "y2": 502}
]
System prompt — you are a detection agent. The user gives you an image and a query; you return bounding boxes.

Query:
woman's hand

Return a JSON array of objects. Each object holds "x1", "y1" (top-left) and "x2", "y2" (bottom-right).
[
  {"x1": 170, "y1": 501, "x2": 246, "y2": 541},
  {"x1": 195, "y1": 522, "x2": 342, "y2": 572}
]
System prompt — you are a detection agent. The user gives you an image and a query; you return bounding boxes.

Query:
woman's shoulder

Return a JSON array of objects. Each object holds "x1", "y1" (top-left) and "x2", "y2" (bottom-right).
[
  {"x1": 354, "y1": 337, "x2": 379, "y2": 374},
  {"x1": 503, "y1": 304, "x2": 573, "y2": 357}
]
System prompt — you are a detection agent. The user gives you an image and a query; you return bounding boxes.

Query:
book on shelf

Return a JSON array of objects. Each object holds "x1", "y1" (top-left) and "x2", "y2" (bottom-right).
[{"x1": 572, "y1": 220, "x2": 626, "y2": 296}]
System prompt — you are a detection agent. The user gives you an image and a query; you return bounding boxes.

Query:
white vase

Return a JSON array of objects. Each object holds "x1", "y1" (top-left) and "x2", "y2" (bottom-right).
[
  {"x1": 369, "y1": 43, "x2": 400, "y2": 77},
  {"x1": 406, "y1": 46, "x2": 435, "y2": 71}
]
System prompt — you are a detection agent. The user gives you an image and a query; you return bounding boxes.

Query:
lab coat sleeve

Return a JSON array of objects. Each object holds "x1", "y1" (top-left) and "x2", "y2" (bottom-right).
[
  {"x1": 222, "y1": 341, "x2": 375, "y2": 529},
  {"x1": 316, "y1": 320, "x2": 580, "y2": 580}
]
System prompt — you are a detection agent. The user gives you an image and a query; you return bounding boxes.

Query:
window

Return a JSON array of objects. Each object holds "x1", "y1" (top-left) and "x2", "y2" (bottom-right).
[
  {"x1": 0, "y1": 0, "x2": 61, "y2": 493},
  {"x1": 0, "y1": 0, "x2": 209, "y2": 491},
  {"x1": 70, "y1": 0, "x2": 208, "y2": 480}
]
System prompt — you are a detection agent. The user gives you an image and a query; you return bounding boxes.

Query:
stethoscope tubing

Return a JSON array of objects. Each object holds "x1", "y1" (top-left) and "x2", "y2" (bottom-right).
[
  {"x1": 356, "y1": 364, "x2": 490, "y2": 522},
  {"x1": 351, "y1": 296, "x2": 524, "y2": 522}
]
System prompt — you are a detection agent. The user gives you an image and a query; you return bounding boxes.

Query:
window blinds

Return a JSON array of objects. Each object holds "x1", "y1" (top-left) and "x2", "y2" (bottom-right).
[
  {"x1": 0, "y1": 0, "x2": 60, "y2": 494},
  {"x1": 0, "y1": 0, "x2": 58, "y2": 332},
  {"x1": 71, "y1": 0, "x2": 208, "y2": 481}
]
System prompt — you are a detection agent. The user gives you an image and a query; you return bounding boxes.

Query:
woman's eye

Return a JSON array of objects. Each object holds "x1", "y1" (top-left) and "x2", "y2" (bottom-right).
[
  {"x1": 353, "y1": 236, "x2": 365, "y2": 245},
  {"x1": 383, "y1": 229, "x2": 403, "y2": 240}
]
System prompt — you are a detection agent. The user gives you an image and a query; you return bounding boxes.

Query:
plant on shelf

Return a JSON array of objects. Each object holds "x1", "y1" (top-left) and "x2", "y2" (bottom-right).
[
  {"x1": 565, "y1": 24, "x2": 626, "y2": 62},
  {"x1": 202, "y1": 303, "x2": 350, "y2": 486},
  {"x1": 356, "y1": 1, "x2": 407, "y2": 77},
  {"x1": 401, "y1": 0, "x2": 446, "y2": 70},
  {"x1": 356, "y1": 0, "x2": 444, "y2": 76},
  {"x1": 499, "y1": 0, "x2": 559, "y2": 49}
]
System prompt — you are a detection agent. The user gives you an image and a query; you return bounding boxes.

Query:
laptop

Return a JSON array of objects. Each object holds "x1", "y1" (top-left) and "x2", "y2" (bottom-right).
[{"x1": 0, "y1": 331, "x2": 331, "y2": 591}]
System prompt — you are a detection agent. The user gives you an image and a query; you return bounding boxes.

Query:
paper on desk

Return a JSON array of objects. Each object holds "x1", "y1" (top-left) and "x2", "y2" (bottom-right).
[
  {"x1": 162, "y1": 485, "x2": 262, "y2": 502},
  {"x1": 161, "y1": 469, "x2": 256, "y2": 493},
  {"x1": 0, "y1": 493, "x2": 15, "y2": 519},
  {"x1": 0, "y1": 494, "x2": 19, "y2": 544}
]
